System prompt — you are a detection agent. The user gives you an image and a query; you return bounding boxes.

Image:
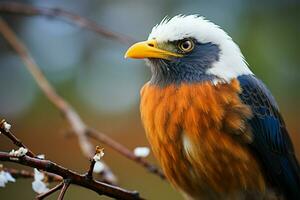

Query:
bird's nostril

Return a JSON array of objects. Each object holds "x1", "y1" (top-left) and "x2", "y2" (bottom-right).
[{"x1": 148, "y1": 43, "x2": 154, "y2": 47}]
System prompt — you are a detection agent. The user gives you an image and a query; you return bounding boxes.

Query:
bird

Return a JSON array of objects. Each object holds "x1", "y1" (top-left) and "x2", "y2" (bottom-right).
[{"x1": 124, "y1": 15, "x2": 300, "y2": 200}]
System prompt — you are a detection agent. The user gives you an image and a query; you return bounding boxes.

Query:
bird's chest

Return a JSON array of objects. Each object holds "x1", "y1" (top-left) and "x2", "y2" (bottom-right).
[{"x1": 140, "y1": 80, "x2": 265, "y2": 199}]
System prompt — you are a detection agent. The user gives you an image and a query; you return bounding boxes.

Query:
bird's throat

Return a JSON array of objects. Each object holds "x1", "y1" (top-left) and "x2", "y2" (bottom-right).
[{"x1": 147, "y1": 58, "x2": 217, "y2": 87}]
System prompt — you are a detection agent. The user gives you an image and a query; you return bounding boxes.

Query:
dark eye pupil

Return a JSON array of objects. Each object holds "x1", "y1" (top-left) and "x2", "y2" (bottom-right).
[
  {"x1": 182, "y1": 41, "x2": 190, "y2": 49},
  {"x1": 178, "y1": 40, "x2": 194, "y2": 52}
]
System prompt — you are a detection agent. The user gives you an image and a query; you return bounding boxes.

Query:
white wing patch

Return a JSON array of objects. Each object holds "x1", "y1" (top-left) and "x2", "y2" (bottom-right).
[{"x1": 183, "y1": 133, "x2": 193, "y2": 155}]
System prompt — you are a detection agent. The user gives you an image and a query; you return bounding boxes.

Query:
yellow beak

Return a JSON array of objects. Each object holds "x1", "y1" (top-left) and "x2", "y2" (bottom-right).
[{"x1": 124, "y1": 39, "x2": 182, "y2": 60}]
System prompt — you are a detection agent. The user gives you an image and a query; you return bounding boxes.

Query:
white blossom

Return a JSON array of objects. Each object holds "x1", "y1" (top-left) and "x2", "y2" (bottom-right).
[
  {"x1": 32, "y1": 180, "x2": 49, "y2": 194},
  {"x1": 133, "y1": 147, "x2": 150, "y2": 158},
  {"x1": 103, "y1": 171, "x2": 117, "y2": 184},
  {"x1": 33, "y1": 169, "x2": 44, "y2": 181},
  {"x1": 37, "y1": 154, "x2": 45, "y2": 159},
  {"x1": 9, "y1": 147, "x2": 28, "y2": 157},
  {"x1": 3, "y1": 122, "x2": 11, "y2": 132},
  {"x1": 93, "y1": 148, "x2": 104, "y2": 162},
  {"x1": 93, "y1": 161, "x2": 105, "y2": 173},
  {"x1": 93, "y1": 161, "x2": 117, "y2": 183},
  {"x1": 0, "y1": 171, "x2": 16, "y2": 187},
  {"x1": 32, "y1": 169, "x2": 49, "y2": 194}
]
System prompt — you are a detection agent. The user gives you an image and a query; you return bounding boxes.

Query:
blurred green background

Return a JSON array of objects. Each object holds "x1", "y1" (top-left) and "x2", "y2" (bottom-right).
[{"x1": 0, "y1": 0, "x2": 299, "y2": 199}]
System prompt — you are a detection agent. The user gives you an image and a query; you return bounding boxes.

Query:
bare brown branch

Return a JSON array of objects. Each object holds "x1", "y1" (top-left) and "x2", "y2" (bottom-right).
[
  {"x1": 0, "y1": 17, "x2": 93, "y2": 158},
  {"x1": 0, "y1": 2, "x2": 135, "y2": 44},
  {"x1": 0, "y1": 17, "x2": 164, "y2": 180},
  {"x1": 3, "y1": 167, "x2": 62, "y2": 182},
  {"x1": 0, "y1": 16, "x2": 117, "y2": 184},
  {"x1": 86, "y1": 147, "x2": 102, "y2": 179},
  {"x1": 0, "y1": 119, "x2": 35, "y2": 157},
  {"x1": 57, "y1": 180, "x2": 70, "y2": 200},
  {"x1": 0, "y1": 123, "x2": 143, "y2": 199},
  {"x1": 36, "y1": 182, "x2": 64, "y2": 200},
  {"x1": 87, "y1": 158, "x2": 96, "y2": 179},
  {"x1": 87, "y1": 128, "x2": 165, "y2": 179},
  {"x1": 0, "y1": 152, "x2": 143, "y2": 200}
]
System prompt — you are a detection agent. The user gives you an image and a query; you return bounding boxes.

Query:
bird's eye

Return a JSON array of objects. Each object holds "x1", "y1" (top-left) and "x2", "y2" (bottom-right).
[{"x1": 178, "y1": 39, "x2": 194, "y2": 52}]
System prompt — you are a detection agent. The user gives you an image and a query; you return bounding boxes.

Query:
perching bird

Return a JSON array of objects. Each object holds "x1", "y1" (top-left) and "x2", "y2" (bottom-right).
[{"x1": 125, "y1": 15, "x2": 300, "y2": 200}]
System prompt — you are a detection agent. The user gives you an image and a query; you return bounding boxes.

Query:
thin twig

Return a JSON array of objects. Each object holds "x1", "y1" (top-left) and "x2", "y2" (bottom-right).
[
  {"x1": 36, "y1": 182, "x2": 64, "y2": 200},
  {"x1": 1, "y1": 125, "x2": 142, "y2": 199},
  {"x1": 86, "y1": 146, "x2": 103, "y2": 179},
  {"x1": 0, "y1": 152, "x2": 143, "y2": 200},
  {"x1": 87, "y1": 128, "x2": 165, "y2": 179},
  {"x1": 57, "y1": 180, "x2": 70, "y2": 200},
  {"x1": 0, "y1": 17, "x2": 164, "y2": 180},
  {"x1": 0, "y1": 119, "x2": 35, "y2": 157},
  {"x1": 0, "y1": 118, "x2": 64, "y2": 184},
  {"x1": 0, "y1": 17, "x2": 117, "y2": 184},
  {"x1": 86, "y1": 159, "x2": 96, "y2": 179},
  {"x1": 0, "y1": 2, "x2": 135, "y2": 44},
  {"x1": 0, "y1": 17, "x2": 93, "y2": 158},
  {"x1": 3, "y1": 167, "x2": 62, "y2": 182}
]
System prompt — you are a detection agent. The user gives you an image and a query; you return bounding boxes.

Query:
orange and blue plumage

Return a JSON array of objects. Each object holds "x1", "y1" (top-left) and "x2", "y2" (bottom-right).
[{"x1": 125, "y1": 15, "x2": 300, "y2": 199}]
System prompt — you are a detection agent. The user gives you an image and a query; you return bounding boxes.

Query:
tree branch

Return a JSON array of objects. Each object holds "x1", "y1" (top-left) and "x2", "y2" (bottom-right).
[
  {"x1": 0, "y1": 119, "x2": 35, "y2": 157},
  {"x1": 86, "y1": 158, "x2": 96, "y2": 179},
  {"x1": 0, "y1": 152, "x2": 143, "y2": 200},
  {"x1": 57, "y1": 180, "x2": 70, "y2": 200},
  {"x1": 86, "y1": 148, "x2": 100, "y2": 179},
  {"x1": 0, "y1": 16, "x2": 164, "y2": 180},
  {"x1": 3, "y1": 167, "x2": 62, "y2": 182},
  {"x1": 0, "y1": 123, "x2": 144, "y2": 200},
  {"x1": 87, "y1": 128, "x2": 165, "y2": 179},
  {"x1": 0, "y1": 16, "x2": 117, "y2": 184},
  {"x1": 36, "y1": 182, "x2": 64, "y2": 200},
  {"x1": 0, "y1": 2, "x2": 135, "y2": 44}
]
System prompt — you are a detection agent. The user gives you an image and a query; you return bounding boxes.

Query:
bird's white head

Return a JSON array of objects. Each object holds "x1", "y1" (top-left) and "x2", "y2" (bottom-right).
[{"x1": 126, "y1": 15, "x2": 253, "y2": 85}]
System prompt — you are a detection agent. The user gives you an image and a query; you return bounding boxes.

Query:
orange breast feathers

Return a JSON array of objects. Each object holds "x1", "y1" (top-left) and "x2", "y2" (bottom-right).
[{"x1": 140, "y1": 79, "x2": 266, "y2": 199}]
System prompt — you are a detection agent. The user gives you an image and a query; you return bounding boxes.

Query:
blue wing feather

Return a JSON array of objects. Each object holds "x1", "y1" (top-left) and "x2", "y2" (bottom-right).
[{"x1": 237, "y1": 75, "x2": 300, "y2": 199}]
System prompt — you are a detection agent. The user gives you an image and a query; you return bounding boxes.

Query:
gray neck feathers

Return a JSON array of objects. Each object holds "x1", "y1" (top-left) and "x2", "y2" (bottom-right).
[{"x1": 148, "y1": 42, "x2": 221, "y2": 86}]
